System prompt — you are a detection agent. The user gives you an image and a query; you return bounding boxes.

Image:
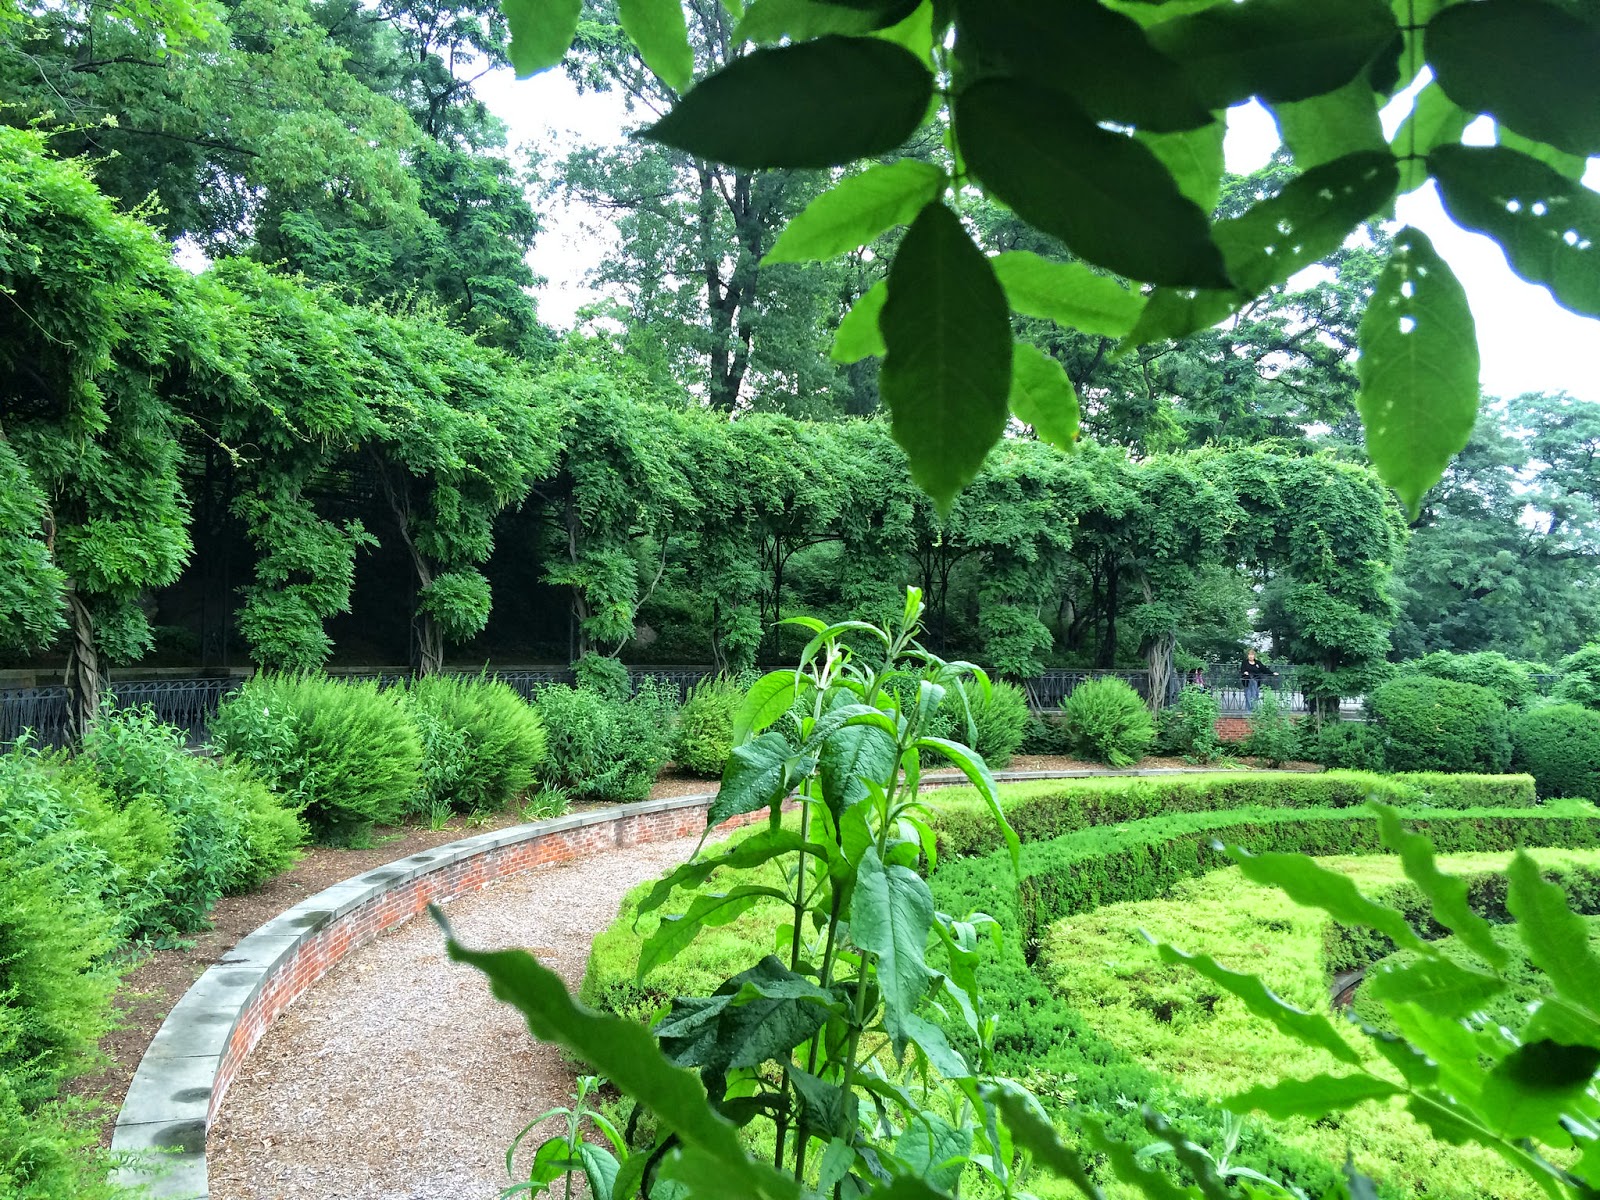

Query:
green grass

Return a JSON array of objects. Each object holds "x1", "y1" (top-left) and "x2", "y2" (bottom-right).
[{"x1": 1037, "y1": 849, "x2": 1600, "y2": 1200}]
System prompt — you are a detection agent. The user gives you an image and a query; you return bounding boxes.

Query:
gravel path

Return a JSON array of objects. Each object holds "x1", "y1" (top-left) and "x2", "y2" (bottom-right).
[{"x1": 207, "y1": 833, "x2": 704, "y2": 1200}]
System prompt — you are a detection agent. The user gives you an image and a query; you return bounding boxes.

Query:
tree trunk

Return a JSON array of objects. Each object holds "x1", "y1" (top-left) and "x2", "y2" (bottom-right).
[
  {"x1": 1097, "y1": 563, "x2": 1119, "y2": 668},
  {"x1": 64, "y1": 587, "x2": 103, "y2": 743},
  {"x1": 417, "y1": 612, "x2": 445, "y2": 676}
]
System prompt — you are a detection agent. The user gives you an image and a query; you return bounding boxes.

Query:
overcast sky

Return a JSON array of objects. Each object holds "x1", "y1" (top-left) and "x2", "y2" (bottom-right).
[{"x1": 476, "y1": 67, "x2": 1600, "y2": 404}]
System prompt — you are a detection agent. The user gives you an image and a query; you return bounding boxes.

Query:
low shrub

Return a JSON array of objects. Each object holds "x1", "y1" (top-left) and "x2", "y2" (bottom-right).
[
  {"x1": 211, "y1": 673, "x2": 423, "y2": 843},
  {"x1": 1305, "y1": 719, "x2": 1383, "y2": 771},
  {"x1": 1555, "y1": 643, "x2": 1600, "y2": 710},
  {"x1": 673, "y1": 675, "x2": 745, "y2": 777},
  {"x1": 1059, "y1": 677, "x2": 1153, "y2": 767},
  {"x1": 532, "y1": 679, "x2": 676, "y2": 802},
  {"x1": 572, "y1": 652, "x2": 631, "y2": 701},
  {"x1": 962, "y1": 680, "x2": 1032, "y2": 767},
  {"x1": 1405, "y1": 650, "x2": 1538, "y2": 708},
  {"x1": 1243, "y1": 690, "x2": 1297, "y2": 766},
  {"x1": 407, "y1": 674, "x2": 547, "y2": 813},
  {"x1": 930, "y1": 770, "x2": 1540, "y2": 858},
  {"x1": 1019, "y1": 713, "x2": 1068, "y2": 756},
  {"x1": 1154, "y1": 685, "x2": 1221, "y2": 762},
  {"x1": 209, "y1": 762, "x2": 304, "y2": 894},
  {"x1": 1512, "y1": 702, "x2": 1600, "y2": 799},
  {"x1": 1367, "y1": 675, "x2": 1513, "y2": 773}
]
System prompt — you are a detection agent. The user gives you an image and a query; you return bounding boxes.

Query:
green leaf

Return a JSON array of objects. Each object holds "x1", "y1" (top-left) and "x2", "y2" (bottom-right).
[
  {"x1": 879, "y1": 202, "x2": 1012, "y2": 510},
  {"x1": 983, "y1": 1083, "x2": 1104, "y2": 1200},
  {"x1": 1272, "y1": 76, "x2": 1386, "y2": 172},
  {"x1": 900, "y1": 1012, "x2": 971, "y2": 1080},
  {"x1": 1498, "y1": 127, "x2": 1589, "y2": 183},
  {"x1": 732, "y1": 670, "x2": 801, "y2": 744},
  {"x1": 1137, "y1": 122, "x2": 1227, "y2": 215},
  {"x1": 1481, "y1": 1040, "x2": 1600, "y2": 1140},
  {"x1": 991, "y1": 251, "x2": 1145, "y2": 338},
  {"x1": 954, "y1": 0, "x2": 1214, "y2": 132},
  {"x1": 956, "y1": 80, "x2": 1229, "y2": 289},
  {"x1": 1008, "y1": 344, "x2": 1080, "y2": 453},
  {"x1": 1147, "y1": 0, "x2": 1398, "y2": 108},
  {"x1": 817, "y1": 720, "x2": 900, "y2": 812},
  {"x1": 1361, "y1": 954, "x2": 1508, "y2": 1018},
  {"x1": 1230, "y1": 845, "x2": 1429, "y2": 954},
  {"x1": 1154, "y1": 941, "x2": 1363, "y2": 1066},
  {"x1": 1427, "y1": 0, "x2": 1600, "y2": 157},
  {"x1": 832, "y1": 280, "x2": 888, "y2": 363},
  {"x1": 766, "y1": 160, "x2": 944, "y2": 265},
  {"x1": 914, "y1": 735, "x2": 1019, "y2": 873},
  {"x1": 1508, "y1": 850, "x2": 1600, "y2": 1015},
  {"x1": 637, "y1": 828, "x2": 815, "y2": 916},
  {"x1": 1082, "y1": 1116, "x2": 1195, "y2": 1200},
  {"x1": 1430, "y1": 144, "x2": 1600, "y2": 319},
  {"x1": 1372, "y1": 803, "x2": 1510, "y2": 970},
  {"x1": 895, "y1": 1110, "x2": 973, "y2": 1190},
  {"x1": 851, "y1": 845, "x2": 935, "y2": 1041},
  {"x1": 640, "y1": 884, "x2": 791, "y2": 977},
  {"x1": 710, "y1": 731, "x2": 806, "y2": 827},
  {"x1": 439, "y1": 919, "x2": 798, "y2": 1200},
  {"x1": 735, "y1": 0, "x2": 888, "y2": 42},
  {"x1": 619, "y1": 0, "x2": 695, "y2": 92},
  {"x1": 500, "y1": 0, "x2": 581, "y2": 76},
  {"x1": 1393, "y1": 82, "x2": 1471, "y2": 193},
  {"x1": 1356, "y1": 224, "x2": 1480, "y2": 513},
  {"x1": 640, "y1": 37, "x2": 933, "y2": 169},
  {"x1": 1229, "y1": 1073, "x2": 1401, "y2": 1120},
  {"x1": 579, "y1": 1144, "x2": 622, "y2": 1200}
]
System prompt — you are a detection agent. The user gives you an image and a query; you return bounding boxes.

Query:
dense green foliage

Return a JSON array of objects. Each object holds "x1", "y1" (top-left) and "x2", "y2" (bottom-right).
[
  {"x1": 211, "y1": 674, "x2": 423, "y2": 842},
  {"x1": 957, "y1": 679, "x2": 1032, "y2": 768},
  {"x1": 1368, "y1": 675, "x2": 1514, "y2": 774},
  {"x1": 1402, "y1": 650, "x2": 1539, "y2": 708},
  {"x1": 407, "y1": 675, "x2": 548, "y2": 814},
  {"x1": 1059, "y1": 677, "x2": 1153, "y2": 766},
  {"x1": 1512, "y1": 704, "x2": 1600, "y2": 800},
  {"x1": 1305, "y1": 719, "x2": 1386, "y2": 772},
  {"x1": 1243, "y1": 691, "x2": 1299, "y2": 766},
  {"x1": 530, "y1": 680, "x2": 678, "y2": 802},
  {"x1": 672, "y1": 676, "x2": 747, "y2": 778},
  {"x1": 1154, "y1": 685, "x2": 1222, "y2": 761},
  {"x1": 1556, "y1": 644, "x2": 1600, "y2": 709}
]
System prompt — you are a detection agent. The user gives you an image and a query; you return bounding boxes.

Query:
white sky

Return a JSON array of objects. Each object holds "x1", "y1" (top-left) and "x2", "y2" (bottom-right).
[{"x1": 477, "y1": 67, "x2": 1600, "y2": 403}]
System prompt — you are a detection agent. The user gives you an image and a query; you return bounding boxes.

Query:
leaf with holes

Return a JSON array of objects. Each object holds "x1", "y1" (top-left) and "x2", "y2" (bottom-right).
[
  {"x1": 879, "y1": 202, "x2": 1012, "y2": 509},
  {"x1": 991, "y1": 251, "x2": 1145, "y2": 338},
  {"x1": 956, "y1": 80, "x2": 1229, "y2": 289},
  {"x1": 1008, "y1": 344, "x2": 1080, "y2": 453},
  {"x1": 766, "y1": 160, "x2": 945, "y2": 264},
  {"x1": 1430, "y1": 144, "x2": 1600, "y2": 319},
  {"x1": 1147, "y1": 0, "x2": 1398, "y2": 108},
  {"x1": 641, "y1": 37, "x2": 933, "y2": 169},
  {"x1": 1427, "y1": 0, "x2": 1600, "y2": 157},
  {"x1": 1356, "y1": 225, "x2": 1479, "y2": 513}
]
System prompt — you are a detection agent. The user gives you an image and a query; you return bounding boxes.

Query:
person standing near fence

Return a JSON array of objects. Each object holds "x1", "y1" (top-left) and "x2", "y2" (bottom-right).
[{"x1": 1241, "y1": 649, "x2": 1275, "y2": 712}]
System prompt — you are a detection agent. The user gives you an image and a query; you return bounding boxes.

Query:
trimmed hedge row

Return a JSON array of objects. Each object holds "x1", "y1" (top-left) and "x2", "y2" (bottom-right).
[
  {"x1": 928, "y1": 802, "x2": 1600, "y2": 1200},
  {"x1": 930, "y1": 770, "x2": 1539, "y2": 858}
]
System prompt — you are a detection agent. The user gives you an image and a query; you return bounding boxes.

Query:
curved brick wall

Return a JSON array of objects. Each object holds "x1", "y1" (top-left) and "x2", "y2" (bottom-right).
[{"x1": 107, "y1": 766, "x2": 1262, "y2": 1199}]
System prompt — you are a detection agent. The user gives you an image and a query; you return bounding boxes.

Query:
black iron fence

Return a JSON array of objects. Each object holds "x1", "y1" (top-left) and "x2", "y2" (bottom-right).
[{"x1": 0, "y1": 661, "x2": 1360, "y2": 748}]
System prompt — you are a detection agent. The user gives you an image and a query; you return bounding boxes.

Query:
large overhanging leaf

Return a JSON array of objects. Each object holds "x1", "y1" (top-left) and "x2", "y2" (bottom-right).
[
  {"x1": 619, "y1": 0, "x2": 695, "y2": 93},
  {"x1": 955, "y1": 79, "x2": 1230, "y2": 289},
  {"x1": 501, "y1": 0, "x2": 581, "y2": 76},
  {"x1": 1430, "y1": 144, "x2": 1600, "y2": 320},
  {"x1": 1356, "y1": 225, "x2": 1480, "y2": 514},
  {"x1": 991, "y1": 251, "x2": 1145, "y2": 339},
  {"x1": 640, "y1": 37, "x2": 933, "y2": 169},
  {"x1": 1146, "y1": 0, "x2": 1399, "y2": 109},
  {"x1": 953, "y1": 0, "x2": 1214, "y2": 133},
  {"x1": 1007, "y1": 343, "x2": 1080, "y2": 453},
  {"x1": 1426, "y1": 0, "x2": 1600, "y2": 158},
  {"x1": 878, "y1": 202, "x2": 1012, "y2": 510},
  {"x1": 765, "y1": 160, "x2": 945, "y2": 264}
]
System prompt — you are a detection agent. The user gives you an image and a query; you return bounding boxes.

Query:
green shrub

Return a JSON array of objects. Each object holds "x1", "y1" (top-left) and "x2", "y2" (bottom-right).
[
  {"x1": 572, "y1": 652, "x2": 631, "y2": 701},
  {"x1": 1154, "y1": 685, "x2": 1221, "y2": 762},
  {"x1": 1555, "y1": 643, "x2": 1600, "y2": 710},
  {"x1": 673, "y1": 675, "x2": 744, "y2": 777},
  {"x1": 957, "y1": 680, "x2": 1031, "y2": 767},
  {"x1": 1512, "y1": 702, "x2": 1600, "y2": 799},
  {"x1": 1368, "y1": 675, "x2": 1513, "y2": 774},
  {"x1": 1059, "y1": 677, "x2": 1153, "y2": 767},
  {"x1": 1243, "y1": 690, "x2": 1298, "y2": 766},
  {"x1": 1305, "y1": 719, "x2": 1384, "y2": 771},
  {"x1": 1405, "y1": 650, "x2": 1538, "y2": 708},
  {"x1": 929, "y1": 770, "x2": 1539, "y2": 858},
  {"x1": 211, "y1": 673, "x2": 423, "y2": 843},
  {"x1": 407, "y1": 674, "x2": 547, "y2": 813},
  {"x1": 1019, "y1": 712, "x2": 1069, "y2": 756},
  {"x1": 0, "y1": 1079, "x2": 126, "y2": 1200},
  {"x1": 532, "y1": 680, "x2": 675, "y2": 801},
  {"x1": 210, "y1": 763, "x2": 304, "y2": 893}
]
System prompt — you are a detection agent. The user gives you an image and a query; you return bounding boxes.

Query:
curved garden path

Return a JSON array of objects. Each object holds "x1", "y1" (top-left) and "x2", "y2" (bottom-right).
[{"x1": 206, "y1": 831, "x2": 703, "y2": 1200}]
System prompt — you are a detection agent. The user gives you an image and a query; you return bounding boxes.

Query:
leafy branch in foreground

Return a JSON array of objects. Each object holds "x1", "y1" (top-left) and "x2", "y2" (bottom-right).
[{"x1": 502, "y1": 0, "x2": 1600, "y2": 512}]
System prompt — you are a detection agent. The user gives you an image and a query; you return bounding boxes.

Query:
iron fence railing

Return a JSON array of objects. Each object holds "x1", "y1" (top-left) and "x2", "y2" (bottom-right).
[{"x1": 0, "y1": 661, "x2": 1365, "y2": 747}]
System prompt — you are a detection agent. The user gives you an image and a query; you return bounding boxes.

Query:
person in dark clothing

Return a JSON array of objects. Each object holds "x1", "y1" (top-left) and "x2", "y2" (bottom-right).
[{"x1": 1241, "y1": 649, "x2": 1275, "y2": 711}]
